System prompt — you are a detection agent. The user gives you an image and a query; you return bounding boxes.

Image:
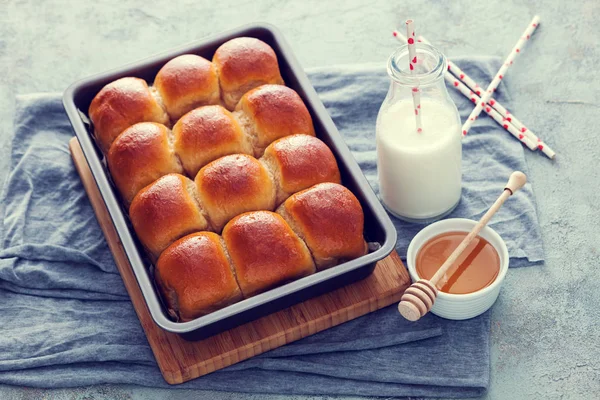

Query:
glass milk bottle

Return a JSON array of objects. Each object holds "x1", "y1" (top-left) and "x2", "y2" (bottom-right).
[{"x1": 376, "y1": 43, "x2": 462, "y2": 223}]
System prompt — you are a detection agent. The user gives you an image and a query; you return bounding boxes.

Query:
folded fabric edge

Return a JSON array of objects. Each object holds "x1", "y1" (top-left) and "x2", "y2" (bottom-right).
[
  {"x1": 254, "y1": 327, "x2": 443, "y2": 358},
  {"x1": 15, "y1": 92, "x2": 64, "y2": 104},
  {"x1": 0, "y1": 281, "x2": 129, "y2": 301},
  {"x1": 0, "y1": 349, "x2": 157, "y2": 373},
  {"x1": 0, "y1": 364, "x2": 487, "y2": 398},
  {"x1": 218, "y1": 357, "x2": 487, "y2": 389}
]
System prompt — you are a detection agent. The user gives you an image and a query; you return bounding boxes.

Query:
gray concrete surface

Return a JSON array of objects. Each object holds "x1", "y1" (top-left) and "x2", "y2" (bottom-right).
[{"x1": 1, "y1": 0, "x2": 599, "y2": 399}]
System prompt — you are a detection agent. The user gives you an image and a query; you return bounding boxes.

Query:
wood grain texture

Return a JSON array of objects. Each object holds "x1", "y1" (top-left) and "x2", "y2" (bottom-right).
[{"x1": 69, "y1": 137, "x2": 410, "y2": 385}]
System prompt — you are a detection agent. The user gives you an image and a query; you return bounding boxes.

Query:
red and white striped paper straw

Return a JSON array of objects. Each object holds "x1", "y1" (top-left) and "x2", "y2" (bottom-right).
[
  {"x1": 446, "y1": 74, "x2": 537, "y2": 149},
  {"x1": 461, "y1": 16, "x2": 541, "y2": 136},
  {"x1": 406, "y1": 19, "x2": 423, "y2": 133},
  {"x1": 439, "y1": 48, "x2": 556, "y2": 159},
  {"x1": 394, "y1": 30, "x2": 537, "y2": 150},
  {"x1": 482, "y1": 95, "x2": 555, "y2": 158}
]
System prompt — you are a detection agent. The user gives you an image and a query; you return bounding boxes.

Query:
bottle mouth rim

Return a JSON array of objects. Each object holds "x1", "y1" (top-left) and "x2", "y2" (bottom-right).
[{"x1": 387, "y1": 43, "x2": 446, "y2": 86}]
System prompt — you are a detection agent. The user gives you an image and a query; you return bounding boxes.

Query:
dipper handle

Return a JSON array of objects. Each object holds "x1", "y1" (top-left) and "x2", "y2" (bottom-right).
[{"x1": 398, "y1": 171, "x2": 527, "y2": 321}]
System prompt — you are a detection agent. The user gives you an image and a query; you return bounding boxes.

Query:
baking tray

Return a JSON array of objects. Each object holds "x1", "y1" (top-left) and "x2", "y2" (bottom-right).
[{"x1": 63, "y1": 22, "x2": 397, "y2": 340}]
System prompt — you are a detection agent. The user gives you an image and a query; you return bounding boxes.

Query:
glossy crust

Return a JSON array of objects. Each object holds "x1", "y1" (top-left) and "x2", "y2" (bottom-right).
[
  {"x1": 277, "y1": 183, "x2": 367, "y2": 270},
  {"x1": 173, "y1": 105, "x2": 253, "y2": 177},
  {"x1": 156, "y1": 232, "x2": 242, "y2": 321},
  {"x1": 107, "y1": 122, "x2": 183, "y2": 204},
  {"x1": 235, "y1": 85, "x2": 315, "y2": 157},
  {"x1": 88, "y1": 77, "x2": 169, "y2": 153},
  {"x1": 213, "y1": 37, "x2": 284, "y2": 110},
  {"x1": 261, "y1": 134, "x2": 341, "y2": 205},
  {"x1": 195, "y1": 154, "x2": 275, "y2": 232},
  {"x1": 154, "y1": 55, "x2": 220, "y2": 121},
  {"x1": 222, "y1": 211, "x2": 315, "y2": 297},
  {"x1": 129, "y1": 174, "x2": 208, "y2": 259}
]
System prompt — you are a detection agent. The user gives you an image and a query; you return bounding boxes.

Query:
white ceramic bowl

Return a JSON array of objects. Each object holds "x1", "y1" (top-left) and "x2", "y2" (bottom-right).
[{"x1": 406, "y1": 218, "x2": 509, "y2": 320}]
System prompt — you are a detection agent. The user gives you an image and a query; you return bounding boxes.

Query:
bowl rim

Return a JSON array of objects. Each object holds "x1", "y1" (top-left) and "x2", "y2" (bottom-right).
[{"x1": 406, "y1": 218, "x2": 509, "y2": 300}]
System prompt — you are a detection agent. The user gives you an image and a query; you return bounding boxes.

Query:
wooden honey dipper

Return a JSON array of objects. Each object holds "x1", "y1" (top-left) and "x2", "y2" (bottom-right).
[{"x1": 398, "y1": 171, "x2": 527, "y2": 321}]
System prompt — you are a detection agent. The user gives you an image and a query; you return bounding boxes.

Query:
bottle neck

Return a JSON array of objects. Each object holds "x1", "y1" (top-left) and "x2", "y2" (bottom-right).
[
  {"x1": 388, "y1": 43, "x2": 447, "y2": 86},
  {"x1": 386, "y1": 43, "x2": 450, "y2": 104}
]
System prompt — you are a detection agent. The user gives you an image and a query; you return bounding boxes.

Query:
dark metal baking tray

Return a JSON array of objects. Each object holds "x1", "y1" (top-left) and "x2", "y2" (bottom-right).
[{"x1": 63, "y1": 23, "x2": 397, "y2": 340}]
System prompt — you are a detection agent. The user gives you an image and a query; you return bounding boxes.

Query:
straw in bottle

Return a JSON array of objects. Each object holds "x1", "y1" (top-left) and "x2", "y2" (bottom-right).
[{"x1": 405, "y1": 19, "x2": 423, "y2": 133}]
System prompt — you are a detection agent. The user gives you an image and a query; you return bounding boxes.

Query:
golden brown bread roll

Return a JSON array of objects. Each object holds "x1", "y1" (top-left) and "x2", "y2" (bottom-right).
[
  {"x1": 154, "y1": 55, "x2": 220, "y2": 121},
  {"x1": 235, "y1": 85, "x2": 315, "y2": 157},
  {"x1": 107, "y1": 122, "x2": 183, "y2": 205},
  {"x1": 261, "y1": 134, "x2": 341, "y2": 205},
  {"x1": 155, "y1": 232, "x2": 242, "y2": 321},
  {"x1": 213, "y1": 37, "x2": 284, "y2": 110},
  {"x1": 277, "y1": 183, "x2": 368, "y2": 270},
  {"x1": 222, "y1": 211, "x2": 315, "y2": 297},
  {"x1": 129, "y1": 174, "x2": 209, "y2": 258},
  {"x1": 173, "y1": 105, "x2": 253, "y2": 177},
  {"x1": 195, "y1": 154, "x2": 275, "y2": 232},
  {"x1": 89, "y1": 77, "x2": 169, "y2": 153}
]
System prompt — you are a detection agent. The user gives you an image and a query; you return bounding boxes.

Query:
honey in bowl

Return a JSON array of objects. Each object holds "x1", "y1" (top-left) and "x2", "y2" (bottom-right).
[{"x1": 416, "y1": 231, "x2": 500, "y2": 294}]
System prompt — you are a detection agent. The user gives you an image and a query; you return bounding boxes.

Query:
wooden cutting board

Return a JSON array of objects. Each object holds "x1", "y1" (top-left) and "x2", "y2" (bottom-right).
[{"x1": 69, "y1": 137, "x2": 411, "y2": 385}]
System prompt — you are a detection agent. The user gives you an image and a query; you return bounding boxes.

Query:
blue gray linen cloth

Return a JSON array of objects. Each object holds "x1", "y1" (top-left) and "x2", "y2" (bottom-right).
[{"x1": 0, "y1": 58, "x2": 543, "y2": 398}]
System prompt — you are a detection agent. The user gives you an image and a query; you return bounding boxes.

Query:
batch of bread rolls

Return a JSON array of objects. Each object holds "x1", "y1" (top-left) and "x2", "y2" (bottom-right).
[{"x1": 88, "y1": 37, "x2": 368, "y2": 321}]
